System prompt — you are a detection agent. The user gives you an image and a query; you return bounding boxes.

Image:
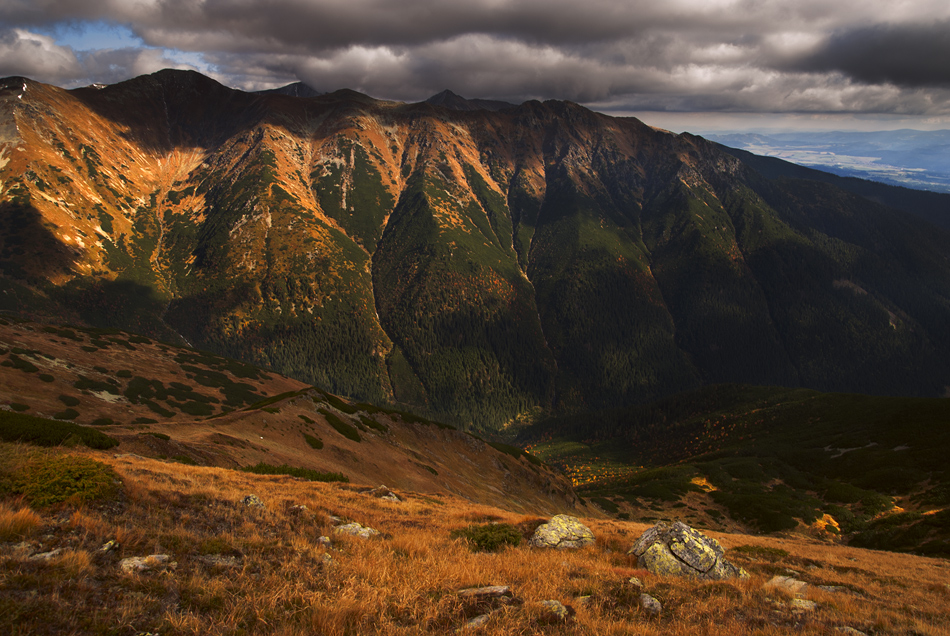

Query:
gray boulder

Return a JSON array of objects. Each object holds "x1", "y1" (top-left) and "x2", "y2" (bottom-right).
[
  {"x1": 628, "y1": 521, "x2": 748, "y2": 580},
  {"x1": 529, "y1": 515, "x2": 595, "y2": 549}
]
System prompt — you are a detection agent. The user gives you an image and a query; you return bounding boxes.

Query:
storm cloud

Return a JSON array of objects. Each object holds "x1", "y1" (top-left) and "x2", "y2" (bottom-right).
[{"x1": 3, "y1": 1, "x2": 950, "y2": 120}]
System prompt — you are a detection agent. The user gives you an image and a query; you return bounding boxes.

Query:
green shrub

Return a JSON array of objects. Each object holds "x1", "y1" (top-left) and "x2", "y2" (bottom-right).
[
  {"x1": 320, "y1": 409, "x2": 361, "y2": 442},
  {"x1": 450, "y1": 523, "x2": 522, "y2": 552},
  {"x1": 241, "y1": 462, "x2": 348, "y2": 483},
  {"x1": 177, "y1": 401, "x2": 215, "y2": 416},
  {"x1": 53, "y1": 408, "x2": 79, "y2": 420},
  {"x1": 359, "y1": 415, "x2": 388, "y2": 433},
  {"x1": 14, "y1": 455, "x2": 119, "y2": 507},
  {"x1": 140, "y1": 432, "x2": 171, "y2": 441},
  {"x1": 9, "y1": 403, "x2": 29, "y2": 412},
  {"x1": 38, "y1": 374, "x2": 54, "y2": 383},
  {"x1": 116, "y1": 370, "x2": 133, "y2": 378},
  {"x1": 0, "y1": 411, "x2": 118, "y2": 449},
  {"x1": 730, "y1": 545, "x2": 789, "y2": 561},
  {"x1": 298, "y1": 414, "x2": 314, "y2": 424},
  {"x1": 90, "y1": 418, "x2": 116, "y2": 427},
  {"x1": 172, "y1": 455, "x2": 198, "y2": 465},
  {"x1": 57, "y1": 395, "x2": 81, "y2": 407},
  {"x1": 303, "y1": 433, "x2": 323, "y2": 450},
  {"x1": 590, "y1": 496, "x2": 620, "y2": 514}
]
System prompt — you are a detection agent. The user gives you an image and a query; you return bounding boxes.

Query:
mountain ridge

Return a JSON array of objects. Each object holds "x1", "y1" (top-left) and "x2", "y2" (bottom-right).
[{"x1": 3, "y1": 69, "x2": 950, "y2": 428}]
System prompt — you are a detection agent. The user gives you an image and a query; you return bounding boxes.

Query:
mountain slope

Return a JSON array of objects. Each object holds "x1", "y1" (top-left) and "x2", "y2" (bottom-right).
[
  {"x1": 0, "y1": 316, "x2": 581, "y2": 513},
  {"x1": 3, "y1": 70, "x2": 950, "y2": 428}
]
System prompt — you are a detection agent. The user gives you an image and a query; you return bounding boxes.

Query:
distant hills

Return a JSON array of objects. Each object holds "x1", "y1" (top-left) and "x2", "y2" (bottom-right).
[{"x1": 3, "y1": 69, "x2": 950, "y2": 429}]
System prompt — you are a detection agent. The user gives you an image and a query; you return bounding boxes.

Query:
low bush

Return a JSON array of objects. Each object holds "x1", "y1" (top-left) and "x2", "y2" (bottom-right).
[
  {"x1": 303, "y1": 433, "x2": 323, "y2": 450},
  {"x1": 13, "y1": 455, "x2": 119, "y2": 507},
  {"x1": 320, "y1": 409, "x2": 361, "y2": 442},
  {"x1": 0, "y1": 411, "x2": 118, "y2": 449},
  {"x1": 241, "y1": 462, "x2": 348, "y2": 483},
  {"x1": 451, "y1": 522, "x2": 523, "y2": 552}
]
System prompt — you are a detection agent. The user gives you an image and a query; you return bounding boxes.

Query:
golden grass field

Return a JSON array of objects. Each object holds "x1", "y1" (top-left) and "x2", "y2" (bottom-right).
[{"x1": 2, "y1": 442, "x2": 949, "y2": 636}]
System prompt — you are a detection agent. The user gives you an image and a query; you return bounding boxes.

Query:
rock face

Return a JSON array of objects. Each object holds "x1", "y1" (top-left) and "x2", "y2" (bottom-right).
[
  {"x1": 628, "y1": 521, "x2": 747, "y2": 580},
  {"x1": 529, "y1": 515, "x2": 595, "y2": 549}
]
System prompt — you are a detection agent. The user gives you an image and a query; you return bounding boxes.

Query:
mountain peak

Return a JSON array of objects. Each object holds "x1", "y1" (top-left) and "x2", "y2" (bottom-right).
[
  {"x1": 258, "y1": 82, "x2": 322, "y2": 98},
  {"x1": 425, "y1": 90, "x2": 515, "y2": 112}
]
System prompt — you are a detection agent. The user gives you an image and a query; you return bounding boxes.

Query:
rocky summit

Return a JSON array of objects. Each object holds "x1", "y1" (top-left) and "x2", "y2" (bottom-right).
[{"x1": 4, "y1": 70, "x2": 950, "y2": 428}]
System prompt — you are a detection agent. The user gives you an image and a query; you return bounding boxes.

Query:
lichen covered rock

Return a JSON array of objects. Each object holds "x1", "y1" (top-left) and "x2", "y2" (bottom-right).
[
  {"x1": 628, "y1": 521, "x2": 747, "y2": 580},
  {"x1": 529, "y1": 515, "x2": 595, "y2": 549}
]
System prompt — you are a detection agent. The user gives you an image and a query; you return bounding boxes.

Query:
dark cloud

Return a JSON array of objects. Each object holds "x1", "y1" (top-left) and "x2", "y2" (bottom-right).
[
  {"x1": 795, "y1": 21, "x2": 950, "y2": 87},
  {"x1": 3, "y1": 1, "x2": 950, "y2": 122}
]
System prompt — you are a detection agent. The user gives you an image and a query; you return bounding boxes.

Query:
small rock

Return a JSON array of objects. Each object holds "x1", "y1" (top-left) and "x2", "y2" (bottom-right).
[
  {"x1": 316, "y1": 536, "x2": 333, "y2": 547},
  {"x1": 458, "y1": 586, "x2": 513, "y2": 601},
  {"x1": 461, "y1": 613, "x2": 494, "y2": 630},
  {"x1": 289, "y1": 505, "x2": 309, "y2": 514},
  {"x1": 196, "y1": 555, "x2": 242, "y2": 568},
  {"x1": 361, "y1": 485, "x2": 401, "y2": 502},
  {"x1": 574, "y1": 595, "x2": 592, "y2": 606},
  {"x1": 765, "y1": 575, "x2": 808, "y2": 596},
  {"x1": 333, "y1": 522, "x2": 380, "y2": 539},
  {"x1": 100, "y1": 540, "x2": 119, "y2": 553},
  {"x1": 639, "y1": 593, "x2": 662, "y2": 617},
  {"x1": 790, "y1": 598, "x2": 817, "y2": 612},
  {"x1": 529, "y1": 515, "x2": 595, "y2": 549},
  {"x1": 242, "y1": 495, "x2": 265, "y2": 508},
  {"x1": 327, "y1": 515, "x2": 345, "y2": 525},
  {"x1": 818, "y1": 585, "x2": 846, "y2": 593},
  {"x1": 537, "y1": 599, "x2": 571, "y2": 623},
  {"x1": 627, "y1": 576, "x2": 644, "y2": 591},
  {"x1": 120, "y1": 554, "x2": 176, "y2": 574},
  {"x1": 29, "y1": 549, "x2": 62, "y2": 561}
]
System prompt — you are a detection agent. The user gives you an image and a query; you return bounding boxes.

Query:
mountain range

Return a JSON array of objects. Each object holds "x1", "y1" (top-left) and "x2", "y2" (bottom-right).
[{"x1": 3, "y1": 69, "x2": 950, "y2": 429}]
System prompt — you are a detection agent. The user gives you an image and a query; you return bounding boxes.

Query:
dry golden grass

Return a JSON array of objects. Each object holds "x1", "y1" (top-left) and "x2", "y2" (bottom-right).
[
  {"x1": 0, "y1": 503, "x2": 41, "y2": 542},
  {"x1": 2, "y1": 444, "x2": 949, "y2": 635}
]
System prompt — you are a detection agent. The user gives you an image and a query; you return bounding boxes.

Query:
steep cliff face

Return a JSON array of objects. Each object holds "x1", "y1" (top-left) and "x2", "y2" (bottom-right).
[{"x1": 3, "y1": 70, "x2": 950, "y2": 428}]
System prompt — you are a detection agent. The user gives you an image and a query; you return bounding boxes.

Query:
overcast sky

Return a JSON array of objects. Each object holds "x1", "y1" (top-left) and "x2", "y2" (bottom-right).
[{"x1": 2, "y1": 0, "x2": 950, "y2": 131}]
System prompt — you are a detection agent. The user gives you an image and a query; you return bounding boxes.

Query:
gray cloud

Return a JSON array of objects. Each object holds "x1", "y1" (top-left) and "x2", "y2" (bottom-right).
[
  {"x1": 794, "y1": 21, "x2": 950, "y2": 87},
  {"x1": 3, "y1": 1, "x2": 950, "y2": 121}
]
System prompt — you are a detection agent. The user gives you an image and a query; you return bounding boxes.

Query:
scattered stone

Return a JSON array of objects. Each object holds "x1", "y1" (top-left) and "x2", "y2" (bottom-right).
[
  {"x1": 627, "y1": 576, "x2": 644, "y2": 591},
  {"x1": 29, "y1": 549, "x2": 62, "y2": 561},
  {"x1": 537, "y1": 600, "x2": 571, "y2": 623},
  {"x1": 639, "y1": 593, "x2": 662, "y2": 617},
  {"x1": 529, "y1": 515, "x2": 595, "y2": 549},
  {"x1": 242, "y1": 495, "x2": 265, "y2": 508},
  {"x1": 790, "y1": 598, "x2": 817, "y2": 613},
  {"x1": 327, "y1": 515, "x2": 345, "y2": 525},
  {"x1": 197, "y1": 555, "x2": 242, "y2": 568},
  {"x1": 574, "y1": 595, "x2": 592, "y2": 606},
  {"x1": 11, "y1": 542, "x2": 33, "y2": 558},
  {"x1": 333, "y1": 522, "x2": 380, "y2": 539},
  {"x1": 765, "y1": 575, "x2": 808, "y2": 596},
  {"x1": 100, "y1": 540, "x2": 119, "y2": 553},
  {"x1": 818, "y1": 585, "x2": 846, "y2": 593},
  {"x1": 628, "y1": 521, "x2": 748, "y2": 580},
  {"x1": 836, "y1": 628, "x2": 868, "y2": 636},
  {"x1": 317, "y1": 536, "x2": 333, "y2": 547},
  {"x1": 361, "y1": 485, "x2": 401, "y2": 502},
  {"x1": 289, "y1": 505, "x2": 309, "y2": 514},
  {"x1": 461, "y1": 613, "x2": 494, "y2": 630},
  {"x1": 458, "y1": 586, "x2": 513, "y2": 601},
  {"x1": 119, "y1": 554, "x2": 176, "y2": 574}
]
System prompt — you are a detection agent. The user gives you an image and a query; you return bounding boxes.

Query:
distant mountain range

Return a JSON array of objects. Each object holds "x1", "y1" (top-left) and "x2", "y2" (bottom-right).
[
  {"x1": 3, "y1": 69, "x2": 950, "y2": 429},
  {"x1": 707, "y1": 130, "x2": 950, "y2": 194}
]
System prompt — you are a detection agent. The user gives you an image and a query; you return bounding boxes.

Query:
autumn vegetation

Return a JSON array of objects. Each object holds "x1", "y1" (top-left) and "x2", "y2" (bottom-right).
[{"x1": 2, "y1": 442, "x2": 949, "y2": 635}]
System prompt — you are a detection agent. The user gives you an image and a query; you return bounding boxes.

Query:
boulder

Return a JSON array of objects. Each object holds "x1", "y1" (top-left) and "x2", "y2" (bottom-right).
[
  {"x1": 333, "y1": 522, "x2": 380, "y2": 539},
  {"x1": 529, "y1": 515, "x2": 595, "y2": 549},
  {"x1": 361, "y1": 485, "x2": 401, "y2": 502},
  {"x1": 119, "y1": 554, "x2": 176, "y2": 574},
  {"x1": 537, "y1": 600, "x2": 571, "y2": 623},
  {"x1": 242, "y1": 494, "x2": 265, "y2": 508},
  {"x1": 765, "y1": 575, "x2": 808, "y2": 595},
  {"x1": 628, "y1": 521, "x2": 747, "y2": 580}
]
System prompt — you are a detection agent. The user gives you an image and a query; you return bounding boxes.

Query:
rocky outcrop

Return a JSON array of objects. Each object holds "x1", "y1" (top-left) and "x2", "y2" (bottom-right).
[
  {"x1": 529, "y1": 515, "x2": 595, "y2": 549},
  {"x1": 333, "y1": 522, "x2": 380, "y2": 539},
  {"x1": 628, "y1": 521, "x2": 747, "y2": 579}
]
